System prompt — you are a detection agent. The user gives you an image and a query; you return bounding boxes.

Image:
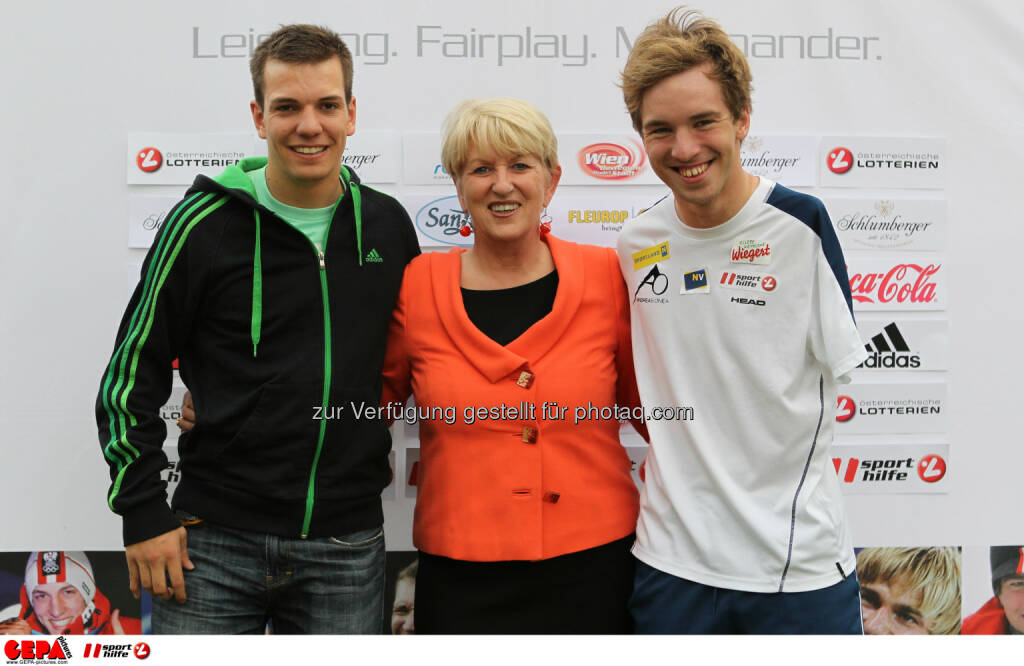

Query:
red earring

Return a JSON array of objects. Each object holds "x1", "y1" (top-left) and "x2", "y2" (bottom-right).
[
  {"x1": 459, "y1": 223, "x2": 473, "y2": 237},
  {"x1": 539, "y1": 208, "x2": 552, "y2": 235}
]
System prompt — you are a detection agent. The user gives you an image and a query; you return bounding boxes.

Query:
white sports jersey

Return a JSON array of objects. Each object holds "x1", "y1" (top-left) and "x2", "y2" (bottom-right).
[{"x1": 617, "y1": 178, "x2": 867, "y2": 593}]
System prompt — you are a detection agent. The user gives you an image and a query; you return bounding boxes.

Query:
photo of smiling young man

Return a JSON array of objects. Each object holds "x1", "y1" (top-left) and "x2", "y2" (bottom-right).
[
  {"x1": 0, "y1": 552, "x2": 142, "y2": 636},
  {"x1": 95, "y1": 24, "x2": 419, "y2": 634},
  {"x1": 617, "y1": 7, "x2": 866, "y2": 634}
]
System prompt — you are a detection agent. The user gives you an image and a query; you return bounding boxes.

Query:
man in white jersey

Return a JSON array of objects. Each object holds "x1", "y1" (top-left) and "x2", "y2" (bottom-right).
[{"x1": 616, "y1": 7, "x2": 866, "y2": 633}]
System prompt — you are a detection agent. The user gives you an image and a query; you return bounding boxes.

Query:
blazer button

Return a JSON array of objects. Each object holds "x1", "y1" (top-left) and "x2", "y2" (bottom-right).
[
  {"x1": 522, "y1": 426, "x2": 538, "y2": 444},
  {"x1": 516, "y1": 371, "x2": 535, "y2": 388},
  {"x1": 543, "y1": 492, "x2": 560, "y2": 503}
]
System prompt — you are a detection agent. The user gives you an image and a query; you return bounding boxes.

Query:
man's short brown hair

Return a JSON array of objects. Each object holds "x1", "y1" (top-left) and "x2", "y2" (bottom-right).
[
  {"x1": 620, "y1": 6, "x2": 752, "y2": 132},
  {"x1": 250, "y1": 24, "x2": 354, "y2": 108}
]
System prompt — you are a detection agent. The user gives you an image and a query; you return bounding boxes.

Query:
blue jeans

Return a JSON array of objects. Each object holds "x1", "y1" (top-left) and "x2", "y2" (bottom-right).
[{"x1": 152, "y1": 519, "x2": 385, "y2": 634}]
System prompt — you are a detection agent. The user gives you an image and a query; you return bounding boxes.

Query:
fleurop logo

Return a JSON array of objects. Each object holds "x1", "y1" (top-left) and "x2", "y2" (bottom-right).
[
  {"x1": 826, "y1": 147, "x2": 853, "y2": 174},
  {"x1": 136, "y1": 147, "x2": 162, "y2": 173},
  {"x1": 578, "y1": 142, "x2": 646, "y2": 180}
]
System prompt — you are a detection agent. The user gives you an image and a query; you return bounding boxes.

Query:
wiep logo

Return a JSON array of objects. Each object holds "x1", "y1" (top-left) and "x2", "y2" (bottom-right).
[
  {"x1": 848, "y1": 263, "x2": 941, "y2": 308},
  {"x1": 827, "y1": 147, "x2": 853, "y2": 174},
  {"x1": 136, "y1": 147, "x2": 162, "y2": 172},
  {"x1": 577, "y1": 141, "x2": 646, "y2": 180}
]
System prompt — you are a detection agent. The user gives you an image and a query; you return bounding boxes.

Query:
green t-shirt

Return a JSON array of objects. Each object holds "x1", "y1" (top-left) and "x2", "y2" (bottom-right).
[{"x1": 248, "y1": 167, "x2": 340, "y2": 253}]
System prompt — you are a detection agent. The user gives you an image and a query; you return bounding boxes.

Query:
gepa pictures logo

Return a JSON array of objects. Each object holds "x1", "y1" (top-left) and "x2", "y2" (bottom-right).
[
  {"x1": 577, "y1": 141, "x2": 646, "y2": 180},
  {"x1": 5, "y1": 637, "x2": 71, "y2": 663}
]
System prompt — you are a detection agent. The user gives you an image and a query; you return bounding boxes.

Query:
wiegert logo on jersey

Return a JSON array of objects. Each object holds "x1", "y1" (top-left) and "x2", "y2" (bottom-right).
[
  {"x1": 136, "y1": 147, "x2": 162, "y2": 172},
  {"x1": 577, "y1": 141, "x2": 647, "y2": 181},
  {"x1": 831, "y1": 444, "x2": 949, "y2": 493},
  {"x1": 730, "y1": 239, "x2": 772, "y2": 265},
  {"x1": 4, "y1": 637, "x2": 71, "y2": 664}
]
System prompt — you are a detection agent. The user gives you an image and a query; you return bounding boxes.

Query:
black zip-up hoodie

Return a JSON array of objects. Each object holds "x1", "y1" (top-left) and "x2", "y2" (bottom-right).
[{"x1": 97, "y1": 158, "x2": 420, "y2": 545}]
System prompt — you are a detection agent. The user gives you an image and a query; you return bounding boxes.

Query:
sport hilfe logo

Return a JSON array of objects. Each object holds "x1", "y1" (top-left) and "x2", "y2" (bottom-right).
[
  {"x1": 577, "y1": 141, "x2": 646, "y2": 180},
  {"x1": 136, "y1": 147, "x2": 163, "y2": 172},
  {"x1": 833, "y1": 456, "x2": 916, "y2": 483},
  {"x1": 826, "y1": 147, "x2": 853, "y2": 174}
]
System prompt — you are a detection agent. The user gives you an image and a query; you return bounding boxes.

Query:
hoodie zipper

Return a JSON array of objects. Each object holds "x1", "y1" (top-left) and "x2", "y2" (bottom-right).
[
  {"x1": 301, "y1": 197, "x2": 342, "y2": 539},
  {"x1": 302, "y1": 244, "x2": 332, "y2": 538}
]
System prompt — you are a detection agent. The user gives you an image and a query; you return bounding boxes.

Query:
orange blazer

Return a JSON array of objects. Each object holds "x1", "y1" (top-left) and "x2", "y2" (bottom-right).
[{"x1": 383, "y1": 234, "x2": 643, "y2": 561}]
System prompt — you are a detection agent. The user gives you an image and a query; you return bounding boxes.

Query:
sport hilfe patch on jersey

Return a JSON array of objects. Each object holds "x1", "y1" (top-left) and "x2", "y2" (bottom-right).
[
  {"x1": 719, "y1": 270, "x2": 778, "y2": 293},
  {"x1": 632, "y1": 241, "x2": 670, "y2": 270},
  {"x1": 681, "y1": 268, "x2": 710, "y2": 294},
  {"x1": 730, "y1": 239, "x2": 772, "y2": 265}
]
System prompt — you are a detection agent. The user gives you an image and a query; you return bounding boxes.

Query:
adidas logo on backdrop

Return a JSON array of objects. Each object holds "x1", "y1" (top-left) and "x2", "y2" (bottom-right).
[{"x1": 857, "y1": 322, "x2": 921, "y2": 369}]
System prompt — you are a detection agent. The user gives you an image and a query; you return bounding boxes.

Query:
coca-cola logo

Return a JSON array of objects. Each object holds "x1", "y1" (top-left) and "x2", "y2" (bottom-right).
[
  {"x1": 848, "y1": 263, "x2": 940, "y2": 305},
  {"x1": 577, "y1": 141, "x2": 646, "y2": 181}
]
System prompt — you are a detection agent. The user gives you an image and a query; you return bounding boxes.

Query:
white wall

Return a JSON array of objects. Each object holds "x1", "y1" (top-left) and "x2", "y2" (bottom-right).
[{"x1": 1, "y1": 0, "x2": 1021, "y2": 565}]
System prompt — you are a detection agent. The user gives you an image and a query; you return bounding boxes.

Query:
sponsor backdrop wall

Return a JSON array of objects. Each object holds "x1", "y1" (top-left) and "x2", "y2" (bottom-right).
[{"x1": 2, "y1": 0, "x2": 1021, "y2": 621}]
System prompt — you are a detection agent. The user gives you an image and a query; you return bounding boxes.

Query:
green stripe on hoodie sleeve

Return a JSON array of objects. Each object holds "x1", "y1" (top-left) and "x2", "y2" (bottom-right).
[{"x1": 99, "y1": 192, "x2": 230, "y2": 510}]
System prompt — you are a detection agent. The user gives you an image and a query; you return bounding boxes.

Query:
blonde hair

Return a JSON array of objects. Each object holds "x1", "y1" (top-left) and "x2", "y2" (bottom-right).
[
  {"x1": 620, "y1": 6, "x2": 752, "y2": 132},
  {"x1": 856, "y1": 547, "x2": 962, "y2": 635},
  {"x1": 440, "y1": 98, "x2": 559, "y2": 178}
]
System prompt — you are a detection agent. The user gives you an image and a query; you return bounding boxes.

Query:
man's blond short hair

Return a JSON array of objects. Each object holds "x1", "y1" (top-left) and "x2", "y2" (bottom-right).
[
  {"x1": 620, "y1": 6, "x2": 753, "y2": 132},
  {"x1": 440, "y1": 98, "x2": 559, "y2": 179},
  {"x1": 857, "y1": 547, "x2": 962, "y2": 635}
]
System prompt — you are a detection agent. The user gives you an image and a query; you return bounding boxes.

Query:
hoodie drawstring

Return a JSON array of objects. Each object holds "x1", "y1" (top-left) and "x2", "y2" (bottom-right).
[{"x1": 251, "y1": 210, "x2": 263, "y2": 358}]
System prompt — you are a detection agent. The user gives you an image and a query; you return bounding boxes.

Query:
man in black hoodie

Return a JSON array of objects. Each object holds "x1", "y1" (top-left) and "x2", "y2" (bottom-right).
[{"x1": 97, "y1": 24, "x2": 419, "y2": 633}]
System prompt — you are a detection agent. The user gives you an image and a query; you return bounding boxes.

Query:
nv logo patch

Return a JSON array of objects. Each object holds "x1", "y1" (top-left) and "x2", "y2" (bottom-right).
[
  {"x1": 364, "y1": 248, "x2": 383, "y2": 263},
  {"x1": 680, "y1": 268, "x2": 709, "y2": 294}
]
